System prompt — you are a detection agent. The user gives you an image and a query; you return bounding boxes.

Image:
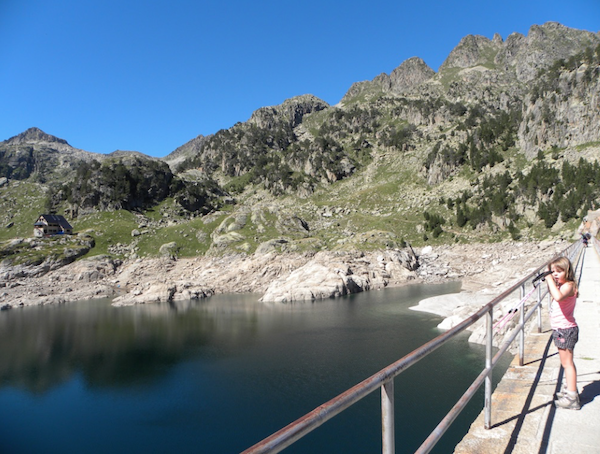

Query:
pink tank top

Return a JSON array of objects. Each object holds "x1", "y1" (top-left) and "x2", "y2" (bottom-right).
[{"x1": 550, "y1": 285, "x2": 577, "y2": 329}]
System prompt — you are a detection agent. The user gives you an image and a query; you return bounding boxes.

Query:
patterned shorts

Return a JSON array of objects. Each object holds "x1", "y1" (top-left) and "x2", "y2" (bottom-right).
[{"x1": 552, "y1": 326, "x2": 579, "y2": 350}]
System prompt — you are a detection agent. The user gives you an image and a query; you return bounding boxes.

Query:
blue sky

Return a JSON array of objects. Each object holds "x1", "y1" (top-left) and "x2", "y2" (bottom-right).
[{"x1": 1, "y1": 0, "x2": 598, "y2": 157}]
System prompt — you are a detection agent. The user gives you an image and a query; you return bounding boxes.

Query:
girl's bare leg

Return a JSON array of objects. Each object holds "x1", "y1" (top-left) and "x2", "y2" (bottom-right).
[{"x1": 558, "y1": 348, "x2": 577, "y2": 392}]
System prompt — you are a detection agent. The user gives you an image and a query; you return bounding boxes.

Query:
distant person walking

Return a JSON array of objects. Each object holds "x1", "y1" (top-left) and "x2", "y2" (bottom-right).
[{"x1": 546, "y1": 256, "x2": 580, "y2": 410}]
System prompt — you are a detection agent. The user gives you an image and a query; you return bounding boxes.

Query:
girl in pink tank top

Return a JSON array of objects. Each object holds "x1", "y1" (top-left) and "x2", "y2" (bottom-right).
[{"x1": 546, "y1": 256, "x2": 580, "y2": 410}]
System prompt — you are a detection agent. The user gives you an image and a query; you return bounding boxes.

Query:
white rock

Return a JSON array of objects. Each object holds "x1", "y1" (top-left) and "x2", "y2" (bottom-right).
[{"x1": 421, "y1": 246, "x2": 433, "y2": 255}]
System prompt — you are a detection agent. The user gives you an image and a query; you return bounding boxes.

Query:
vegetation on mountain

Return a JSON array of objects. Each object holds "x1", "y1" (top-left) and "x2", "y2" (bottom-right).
[
  {"x1": 0, "y1": 234, "x2": 94, "y2": 268},
  {"x1": 1, "y1": 23, "x2": 600, "y2": 265},
  {"x1": 39, "y1": 156, "x2": 222, "y2": 216}
]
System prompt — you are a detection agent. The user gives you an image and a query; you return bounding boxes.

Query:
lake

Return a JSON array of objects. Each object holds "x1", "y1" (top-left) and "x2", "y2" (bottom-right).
[{"x1": 0, "y1": 282, "x2": 511, "y2": 453}]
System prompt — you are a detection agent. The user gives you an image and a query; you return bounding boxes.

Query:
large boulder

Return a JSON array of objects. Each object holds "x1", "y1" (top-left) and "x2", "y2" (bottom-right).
[
  {"x1": 260, "y1": 262, "x2": 358, "y2": 303},
  {"x1": 69, "y1": 255, "x2": 119, "y2": 282},
  {"x1": 112, "y1": 283, "x2": 177, "y2": 306},
  {"x1": 159, "y1": 242, "x2": 179, "y2": 258},
  {"x1": 260, "y1": 249, "x2": 419, "y2": 303}
]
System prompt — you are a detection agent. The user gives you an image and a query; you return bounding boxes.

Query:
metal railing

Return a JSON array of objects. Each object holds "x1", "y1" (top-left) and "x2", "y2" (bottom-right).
[{"x1": 242, "y1": 240, "x2": 584, "y2": 454}]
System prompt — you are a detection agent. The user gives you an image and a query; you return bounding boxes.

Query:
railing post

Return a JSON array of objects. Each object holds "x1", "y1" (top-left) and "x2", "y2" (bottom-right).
[
  {"x1": 484, "y1": 307, "x2": 493, "y2": 429},
  {"x1": 382, "y1": 379, "x2": 395, "y2": 454},
  {"x1": 519, "y1": 284, "x2": 525, "y2": 366},
  {"x1": 536, "y1": 284, "x2": 542, "y2": 333}
]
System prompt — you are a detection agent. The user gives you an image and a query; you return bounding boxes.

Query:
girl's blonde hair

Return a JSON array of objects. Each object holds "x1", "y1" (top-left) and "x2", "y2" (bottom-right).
[{"x1": 550, "y1": 256, "x2": 578, "y2": 295}]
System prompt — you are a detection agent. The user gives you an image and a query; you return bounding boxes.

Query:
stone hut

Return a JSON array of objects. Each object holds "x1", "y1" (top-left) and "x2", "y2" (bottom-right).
[{"x1": 33, "y1": 214, "x2": 73, "y2": 237}]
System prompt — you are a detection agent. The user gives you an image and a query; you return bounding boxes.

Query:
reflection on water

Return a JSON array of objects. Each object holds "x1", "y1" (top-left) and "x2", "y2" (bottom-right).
[{"x1": 0, "y1": 283, "x2": 512, "y2": 454}]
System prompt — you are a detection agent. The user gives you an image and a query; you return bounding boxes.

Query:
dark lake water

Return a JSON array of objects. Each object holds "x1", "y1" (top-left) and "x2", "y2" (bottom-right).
[{"x1": 0, "y1": 282, "x2": 512, "y2": 453}]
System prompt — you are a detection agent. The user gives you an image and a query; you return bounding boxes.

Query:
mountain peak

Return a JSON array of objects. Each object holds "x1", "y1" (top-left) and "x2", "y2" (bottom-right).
[
  {"x1": 248, "y1": 94, "x2": 329, "y2": 130},
  {"x1": 389, "y1": 57, "x2": 435, "y2": 93},
  {"x1": 439, "y1": 34, "x2": 500, "y2": 71},
  {"x1": 5, "y1": 127, "x2": 69, "y2": 146}
]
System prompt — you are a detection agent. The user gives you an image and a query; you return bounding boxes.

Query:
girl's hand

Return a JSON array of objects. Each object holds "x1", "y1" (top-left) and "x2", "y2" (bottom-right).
[{"x1": 548, "y1": 280, "x2": 574, "y2": 301}]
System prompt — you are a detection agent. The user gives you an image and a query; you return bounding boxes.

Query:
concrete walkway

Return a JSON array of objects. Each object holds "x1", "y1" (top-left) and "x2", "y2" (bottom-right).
[{"x1": 454, "y1": 245, "x2": 600, "y2": 453}]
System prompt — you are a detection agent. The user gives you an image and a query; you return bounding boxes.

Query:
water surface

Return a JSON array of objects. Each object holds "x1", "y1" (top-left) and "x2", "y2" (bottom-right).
[{"x1": 0, "y1": 283, "x2": 511, "y2": 453}]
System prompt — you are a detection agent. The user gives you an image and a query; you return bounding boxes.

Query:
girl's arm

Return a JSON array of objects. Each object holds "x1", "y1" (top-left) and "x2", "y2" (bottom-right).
[{"x1": 546, "y1": 276, "x2": 574, "y2": 302}]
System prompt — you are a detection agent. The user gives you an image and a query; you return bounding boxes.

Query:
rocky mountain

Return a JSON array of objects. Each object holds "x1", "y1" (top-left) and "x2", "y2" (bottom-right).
[
  {"x1": 1, "y1": 22, "x2": 600, "y2": 263},
  {"x1": 438, "y1": 22, "x2": 599, "y2": 80},
  {"x1": 343, "y1": 56, "x2": 436, "y2": 101},
  {"x1": 163, "y1": 134, "x2": 210, "y2": 171},
  {"x1": 0, "y1": 126, "x2": 224, "y2": 217},
  {"x1": 5, "y1": 127, "x2": 70, "y2": 146},
  {"x1": 0, "y1": 127, "x2": 102, "y2": 181}
]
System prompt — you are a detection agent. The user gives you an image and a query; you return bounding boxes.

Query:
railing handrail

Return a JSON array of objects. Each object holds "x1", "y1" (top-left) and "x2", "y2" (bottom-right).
[
  {"x1": 242, "y1": 240, "x2": 584, "y2": 454},
  {"x1": 417, "y1": 240, "x2": 584, "y2": 453}
]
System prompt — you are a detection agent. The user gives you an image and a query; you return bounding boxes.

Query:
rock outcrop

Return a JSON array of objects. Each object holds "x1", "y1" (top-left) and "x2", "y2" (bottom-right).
[
  {"x1": 260, "y1": 249, "x2": 419, "y2": 303},
  {"x1": 248, "y1": 95, "x2": 329, "y2": 132},
  {"x1": 162, "y1": 134, "x2": 209, "y2": 172},
  {"x1": 371, "y1": 57, "x2": 437, "y2": 94},
  {"x1": 389, "y1": 57, "x2": 436, "y2": 93},
  {"x1": 439, "y1": 23, "x2": 600, "y2": 83},
  {"x1": 507, "y1": 22, "x2": 600, "y2": 82},
  {"x1": 439, "y1": 34, "x2": 501, "y2": 72},
  {"x1": 0, "y1": 234, "x2": 96, "y2": 280},
  {"x1": 518, "y1": 60, "x2": 600, "y2": 158},
  {"x1": 0, "y1": 254, "x2": 120, "y2": 307}
]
